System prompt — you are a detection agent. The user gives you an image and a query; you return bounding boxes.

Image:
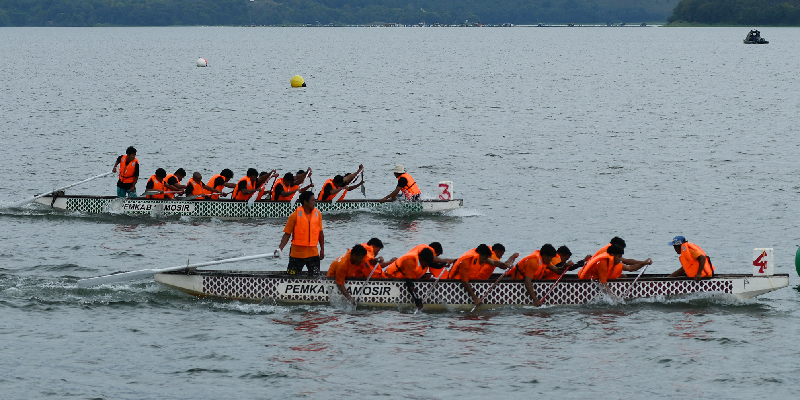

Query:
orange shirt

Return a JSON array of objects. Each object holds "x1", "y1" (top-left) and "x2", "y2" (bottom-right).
[
  {"x1": 327, "y1": 252, "x2": 366, "y2": 285},
  {"x1": 283, "y1": 207, "x2": 323, "y2": 258},
  {"x1": 387, "y1": 254, "x2": 424, "y2": 279},
  {"x1": 679, "y1": 242, "x2": 714, "y2": 277}
]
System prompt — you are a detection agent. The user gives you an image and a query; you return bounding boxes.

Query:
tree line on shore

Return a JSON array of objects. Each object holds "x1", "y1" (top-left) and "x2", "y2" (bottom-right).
[
  {"x1": 668, "y1": 0, "x2": 800, "y2": 25},
  {"x1": 0, "y1": 0, "x2": 678, "y2": 27}
]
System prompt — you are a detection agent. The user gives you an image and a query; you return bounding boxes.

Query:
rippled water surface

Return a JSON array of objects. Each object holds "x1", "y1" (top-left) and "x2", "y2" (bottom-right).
[{"x1": 2, "y1": 27, "x2": 800, "y2": 398}]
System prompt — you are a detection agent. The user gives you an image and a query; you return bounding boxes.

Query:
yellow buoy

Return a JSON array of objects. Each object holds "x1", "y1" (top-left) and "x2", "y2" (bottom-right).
[{"x1": 290, "y1": 75, "x2": 306, "y2": 87}]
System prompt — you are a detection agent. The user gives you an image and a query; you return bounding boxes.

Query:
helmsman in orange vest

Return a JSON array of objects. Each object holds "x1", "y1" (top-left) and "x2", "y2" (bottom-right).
[
  {"x1": 112, "y1": 146, "x2": 139, "y2": 198},
  {"x1": 278, "y1": 191, "x2": 324, "y2": 275},
  {"x1": 668, "y1": 236, "x2": 715, "y2": 281},
  {"x1": 380, "y1": 164, "x2": 421, "y2": 202}
]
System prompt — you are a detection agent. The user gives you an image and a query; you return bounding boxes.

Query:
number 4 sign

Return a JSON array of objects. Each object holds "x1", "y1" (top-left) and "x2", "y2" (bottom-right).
[
  {"x1": 752, "y1": 248, "x2": 774, "y2": 276},
  {"x1": 438, "y1": 181, "x2": 453, "y2": 201}
]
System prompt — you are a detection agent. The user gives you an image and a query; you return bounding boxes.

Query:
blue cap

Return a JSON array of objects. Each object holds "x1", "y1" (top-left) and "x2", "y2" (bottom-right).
[{"x1": 669, "y1": 236, "x2": 686, "y2": 246}]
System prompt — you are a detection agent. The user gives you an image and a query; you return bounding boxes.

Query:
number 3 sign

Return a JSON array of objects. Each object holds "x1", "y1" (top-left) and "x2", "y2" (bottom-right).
[{"x1": 438, "y1": 181, "x2": 453, "y2": 200}]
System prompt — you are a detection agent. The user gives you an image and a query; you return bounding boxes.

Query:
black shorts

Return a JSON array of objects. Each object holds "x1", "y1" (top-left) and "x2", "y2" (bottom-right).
[{"x1": 287, "y1": 256, "x2": 321, "y2": 276}]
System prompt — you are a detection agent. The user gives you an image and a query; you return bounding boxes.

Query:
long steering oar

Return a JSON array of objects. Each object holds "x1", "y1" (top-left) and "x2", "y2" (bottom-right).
[
  {"x1": 77, "y1": 252, "x2": 279, "y2": 288},
  {"x1": 538, "y1": 264, "x2": 571, "y2": 305},
  {"x1": 621, "y1": 264, "x2": 650, "y2": 299},
  {"x1": 289, "y1": 168, "x2": 312, "y2": 207},
  {"x1": 470, "y1": 268, "x2": 513, "y2": 312},
  {"x1": 353, "y1": 262, "x2": 381, "y2": 308},
  {"x1": 7, "y1": 171, "x2": 114, "y2": 208}
]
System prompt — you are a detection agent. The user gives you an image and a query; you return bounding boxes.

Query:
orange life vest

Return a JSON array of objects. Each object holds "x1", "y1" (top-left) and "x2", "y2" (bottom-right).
[
  {"x1": 474, "y1": 250, "x2": 501, "y2": 280},
  {"x1": 318, "y1": 179, "x2": 347, "y2": 201},
  {"x1": 163, "y1": 173, "x2": 180, "y2": 199},
  {"x1": 145, "y1": 175, "x2": 166, "y2": 199},
  {"x1": 384, "y1": 252, "x2": 425, "y2": 279},
  {"x1": 449, "y1": 249, "x2": 481, "y2": 281},
  {"x1": 272, "y1": 178, "x2": 292, "y2": 201},
  {"x1": 385, "y1": 244, "x2": 431, "y2": 279},
  {"x1": 118, "y1": 155, "x2": 138, "y2": 184},
  {"x1": 232, "y1": 176, "x2": 256, "y2": 201},
  {"x1": 679, "y1": 242, "x2": 714, "y2": 278},
  {"x1": 398, "y1": 172, "x2": 421, "y2": 199},
  {"x1": 578, "y1": 253, "x2": 621, "y2": 282},
  {"x1": 290, "y1": 207, "x2": 322, "y2": 247},
  {"x1": 205, "y1": 174, "x2": 226, "y2": 200},
  {"x1": 185, "y1": 178, "x2": 206, "y2": 199}
]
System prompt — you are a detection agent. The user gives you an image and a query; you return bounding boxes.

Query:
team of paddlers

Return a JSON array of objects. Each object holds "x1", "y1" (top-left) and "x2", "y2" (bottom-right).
[
  {"x1": 112, "y1": 146, "x2": 421, "y2": 202},
  {"x1": 278, "y1": 190, "x2": 717, "y2": 308},
  {"x1": 113, "y1": 146, "x2": 716, "y2": 308}
]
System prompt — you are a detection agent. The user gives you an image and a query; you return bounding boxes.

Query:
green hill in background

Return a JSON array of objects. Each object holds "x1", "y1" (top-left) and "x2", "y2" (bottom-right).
[
  {"x1": 668, "y1": 0, "x2": 800, "y2": 25},
  {"x1": 0, "y1": 0, "x2": 680, "y2": 27}
]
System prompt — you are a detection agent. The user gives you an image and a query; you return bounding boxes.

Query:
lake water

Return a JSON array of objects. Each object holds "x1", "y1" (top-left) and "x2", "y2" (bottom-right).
[{"x1": 1, "y1": 26, "x2": 800, "y2": 398}]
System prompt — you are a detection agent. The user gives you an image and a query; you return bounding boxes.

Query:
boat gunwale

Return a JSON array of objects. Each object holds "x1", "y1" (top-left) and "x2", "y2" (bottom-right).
[{"x1": 36, "y1": 194, "x2": 463, "y2": 204}]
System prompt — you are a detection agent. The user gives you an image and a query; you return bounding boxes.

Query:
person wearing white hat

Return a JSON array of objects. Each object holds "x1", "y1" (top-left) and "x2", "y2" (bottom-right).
[{"x1": 380, "y1": 164, "x2": 421, "y2": 203}]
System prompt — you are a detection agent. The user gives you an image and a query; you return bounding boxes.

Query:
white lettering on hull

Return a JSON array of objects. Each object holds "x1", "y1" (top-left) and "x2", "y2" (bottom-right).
[
  {"x1": 276, "y1": 282, "x2": 399, "y2": 299},
  {"x1": 121, "y1": 201, "x2": 195, "y2": 213}
]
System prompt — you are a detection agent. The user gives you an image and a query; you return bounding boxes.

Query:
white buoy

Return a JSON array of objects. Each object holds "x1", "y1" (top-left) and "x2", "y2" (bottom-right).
[{"x1": 196, "y1": 58, "x2": 208, "y2": 67}]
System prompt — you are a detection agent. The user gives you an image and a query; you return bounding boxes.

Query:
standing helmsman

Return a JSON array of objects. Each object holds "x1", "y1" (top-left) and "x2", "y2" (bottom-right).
[
  {"x1": 668, "y1": 236, "x2": 715, "y2": 281},
  {"x1": 112, "y1": 146, "x2": 139, "y2": 198},
  {"x1": 380, "y1": 164, "x2": 421, "y2": 202},
  {"x1": 278, "y1": 191, "x2": 325, "y2": 276}
]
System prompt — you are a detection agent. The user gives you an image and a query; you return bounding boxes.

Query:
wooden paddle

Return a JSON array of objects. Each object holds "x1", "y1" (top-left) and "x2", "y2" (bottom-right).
[
  {"x1": 289, "y1": 168, "x2": 312, "y2": 207},
  {"x1": 360, "y1": 170, "x2": 366, "y2": 197},
  {"x1": 330, "y1": 187, "x2": 348, "y2": 205},
  {"x1": 470, "y1": 268, "x2": 513, "y2": 312},
  {"x1": 621, "y1": 264, "x2": 649, "y2": 299},
  {"x1": 538, "y1": 263, "x2": 572, "y2": 305},
  {"x1": 414, "y1": 263, "x2": 451, "y2": 314},
  {"x1": 77, "y1": 252, "x2": 280, "y2": 288},
  {"x1": 405, "y1": 279, "x2": 423, "y2": 310},
  {"x1": 353, "y1": 262, "x2": 382, "y2": 308},
  {"x1": 8, "y1": 171, "x2": 114, "y2": 208}
]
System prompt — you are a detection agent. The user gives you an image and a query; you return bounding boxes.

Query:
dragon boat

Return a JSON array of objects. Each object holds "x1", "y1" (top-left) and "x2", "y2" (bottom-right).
[
  {"x1": 153, "y1": 270, "x2": 789, "y2": 310},
  {"x1": 31, "y1": 194, "x2": 463, "y2": 219}
]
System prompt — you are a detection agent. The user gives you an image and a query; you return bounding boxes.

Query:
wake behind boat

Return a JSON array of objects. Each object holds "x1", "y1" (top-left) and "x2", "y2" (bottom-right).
[
  {"x1": 32, "y1": 194, "x2": 463, "y2": 219},
  {"x1": 153, "y1": 270, "x2": 789, "y2": 310}
]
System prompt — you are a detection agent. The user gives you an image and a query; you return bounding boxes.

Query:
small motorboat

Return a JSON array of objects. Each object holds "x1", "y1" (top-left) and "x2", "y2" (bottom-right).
[{"x1": 744, "y1": 29, "x2": 768, "y2": 44}]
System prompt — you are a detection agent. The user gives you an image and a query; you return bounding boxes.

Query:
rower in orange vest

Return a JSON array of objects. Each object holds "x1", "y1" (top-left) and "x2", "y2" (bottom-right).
[
  {"x1": 144, "y1": 168, "x2": 168, "y2": 199},
  {"x1": 231, "y1": 168, "x2": 266, "y2": 201},
  {"x1": 584, "y1": 237, "x2": 652, "y2": 278},
  {"x1": 112, "y1": 146, "x2": 139, "y2": 198},
  {"x1": 473, "y1": 244, "x2": 520, "y2": 280},
  {"x1": 668, "y1": 236, "x2": 715, "y2": 281},
  {"x1": 384, "y1": 242, "x2": 454, "y2": 279},
  {"x1": 184, "y1": 172, "x2": 224, "y2": 200},
  {"x1": 386, "y1": 247, "x2": 434, "y2": 280},
  {"x1": 450, "y1": 244, "x2": 517, "y2": 307},
  {"x1": 356, "y1": 238, "x2": 394, "y2": 279},
  {"x1": 205, "y1": 169, "x2": 236, "y2": 200},
  {"x1": 380, "y1": 164, "x2": 422, "y2": 202},
  {"x1": 278, "y1": 191, "x2": 324, "y2": 275},
  {"x1": 163, "y1": 168, "x2": 187, "y2": 199},
  {"x1": 318, "y1": 164, "x2": 364, "y2": 201},
  {"x1": 254, "y1": 170, "x2": 278, "y2": 201},
  {"x1": 509, "y1": 244, "x2": 560, "y2": 306},
  {"x1": 578, "y1": 244, "x2": 646, "y2": 293},
  {"x1": 272, "y1": 172, "x2": 313, "y2": 201},
  {"x1": 327, "y1": 244, "x2": 371, "y2": 304}
]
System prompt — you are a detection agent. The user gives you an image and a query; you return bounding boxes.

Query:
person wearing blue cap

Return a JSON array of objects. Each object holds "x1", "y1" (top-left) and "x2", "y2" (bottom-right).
[{"x1": 668, "y1": 236, "x2": 715, "y2": 281}]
